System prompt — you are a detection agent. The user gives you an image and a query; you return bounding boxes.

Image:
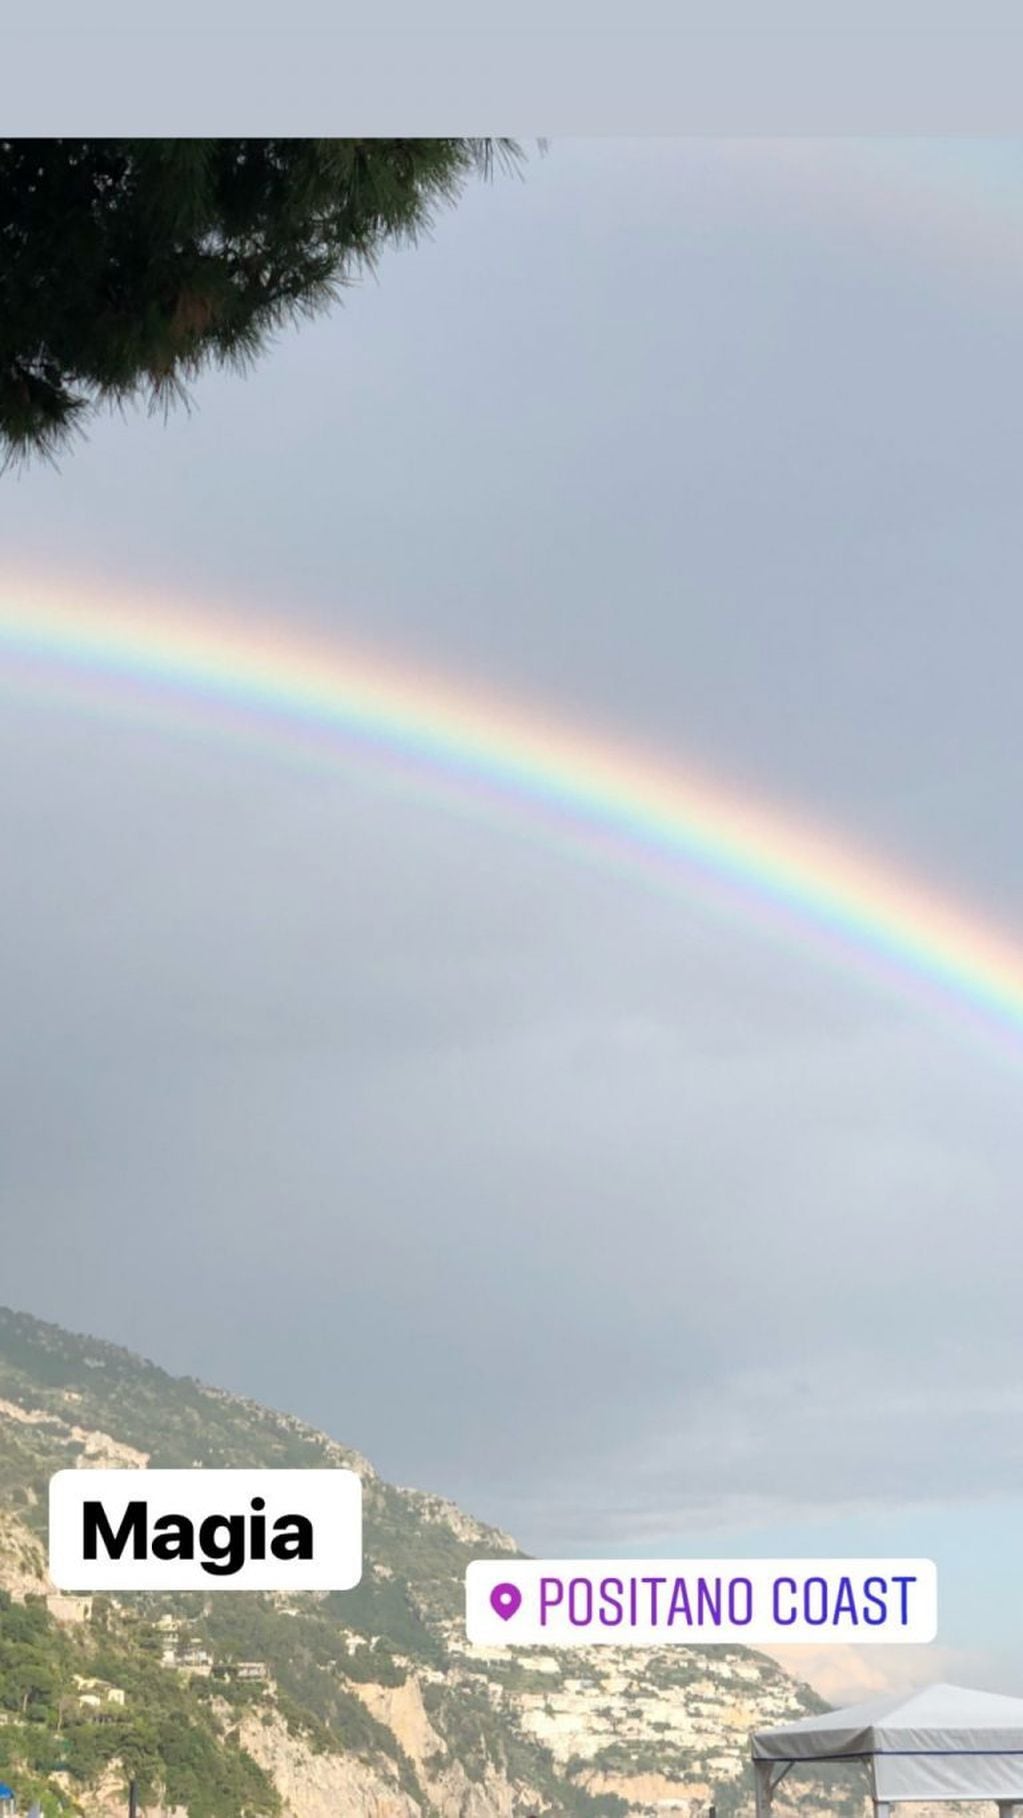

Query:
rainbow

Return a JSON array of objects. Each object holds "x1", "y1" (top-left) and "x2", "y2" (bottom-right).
[{"x1": 2, "y1": 573, "x2": 1023, "y2": 1055}]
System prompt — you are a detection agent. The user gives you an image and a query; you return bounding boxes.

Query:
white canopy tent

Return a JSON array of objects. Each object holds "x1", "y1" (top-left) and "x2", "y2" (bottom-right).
[{"x1": 751, "y1": 1685, "x2": 1023, "y2": 1818}]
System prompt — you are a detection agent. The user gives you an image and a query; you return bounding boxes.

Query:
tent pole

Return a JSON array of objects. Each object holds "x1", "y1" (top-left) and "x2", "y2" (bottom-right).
[
  {"x1": 753, "y1": 1760, "x2": 774, "y2": 1818},
  {"x1": 869, "y1": 1745, "x2": 886, "y2": 1818}
]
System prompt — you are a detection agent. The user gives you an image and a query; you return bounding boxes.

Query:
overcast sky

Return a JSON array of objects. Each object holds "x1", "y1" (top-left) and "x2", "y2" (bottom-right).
[{"x1": 3, "y1": 139, "x2": 1023, "y2": 1699}]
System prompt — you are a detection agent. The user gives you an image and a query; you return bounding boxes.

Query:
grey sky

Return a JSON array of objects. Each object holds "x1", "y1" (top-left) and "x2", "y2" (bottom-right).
[
  {"x1": 5, "y1": 7, "x2": 1022, "y2": 137},
  {"x1": 2, "y1": 139, "x2": 1023, "y2": 1691}
]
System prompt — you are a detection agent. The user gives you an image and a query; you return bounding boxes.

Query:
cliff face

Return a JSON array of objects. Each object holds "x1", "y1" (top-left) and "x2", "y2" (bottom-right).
[
  {"x1": 0, "y1": 1307, "x2": 851, "y2": 1818},
  {"x1": 235, "y1": 1708, "x2": 423, "y2": 1818}
]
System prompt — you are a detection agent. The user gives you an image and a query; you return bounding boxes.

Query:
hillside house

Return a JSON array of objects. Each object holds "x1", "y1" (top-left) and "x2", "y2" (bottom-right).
[
  {"x1": 162, "y1": 1644, "x2": 212, "y2": 1669},
  {"x1": 73, "y1": 1676, "x2": 125, "y2": 1707}
]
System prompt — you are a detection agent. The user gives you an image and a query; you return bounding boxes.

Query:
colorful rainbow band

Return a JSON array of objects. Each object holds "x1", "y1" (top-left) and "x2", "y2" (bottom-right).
[{"x1": 2, "y1": 577, "x2": 1022, "y2": 1054}]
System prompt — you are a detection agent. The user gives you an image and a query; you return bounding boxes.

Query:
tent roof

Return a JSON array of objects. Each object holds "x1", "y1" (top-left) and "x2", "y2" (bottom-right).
[{"x1": 752, "y1": 1684, "x2": 1023, "y2": 1762}]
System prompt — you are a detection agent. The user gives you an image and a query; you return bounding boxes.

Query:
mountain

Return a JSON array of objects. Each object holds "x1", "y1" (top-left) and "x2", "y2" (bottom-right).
[{"x1": 0, "y1": 1307, "x2": 856, "y2": 1818}]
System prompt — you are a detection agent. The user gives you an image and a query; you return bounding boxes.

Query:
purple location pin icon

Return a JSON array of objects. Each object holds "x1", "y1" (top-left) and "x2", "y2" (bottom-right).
[{"x1": 490, "y1": 1581, "x2": 522, "y2": 1622}]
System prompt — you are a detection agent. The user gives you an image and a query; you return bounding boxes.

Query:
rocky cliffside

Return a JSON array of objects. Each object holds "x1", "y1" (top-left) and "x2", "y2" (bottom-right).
[{"x1": 0, "y1": 1307, "x2": 859, "y2": 1818}]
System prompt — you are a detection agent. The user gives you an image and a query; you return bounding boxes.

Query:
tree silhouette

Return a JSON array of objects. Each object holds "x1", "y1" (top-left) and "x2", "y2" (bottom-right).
[{"x1": 0, "y1": 137, "x2": 522, "y2": 465}]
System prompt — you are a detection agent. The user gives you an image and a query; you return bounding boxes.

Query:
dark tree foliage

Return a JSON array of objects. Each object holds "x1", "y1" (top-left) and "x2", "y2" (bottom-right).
[{"x1": 0, "y1": 137, "x2": 522, "y2": 464}]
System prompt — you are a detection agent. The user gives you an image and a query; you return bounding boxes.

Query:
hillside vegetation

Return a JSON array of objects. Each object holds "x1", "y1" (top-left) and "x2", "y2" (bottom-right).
[{"x1": 0, "y1": 1307, "x2": 864, "y2": 1818}]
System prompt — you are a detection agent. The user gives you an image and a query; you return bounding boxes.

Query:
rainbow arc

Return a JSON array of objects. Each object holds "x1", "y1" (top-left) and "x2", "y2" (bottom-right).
[{"x1": 2, "y1": 577, "x2": 1022, "y2": 1053}]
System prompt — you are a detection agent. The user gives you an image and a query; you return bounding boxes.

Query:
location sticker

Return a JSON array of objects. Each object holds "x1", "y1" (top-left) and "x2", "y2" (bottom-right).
[
  {"x1": 490, "y1": 1581, "x2": 522, "y2": 1622},
  {"x1": 466, "y1": 1558, "x2": 938, "y2": 1646}
]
